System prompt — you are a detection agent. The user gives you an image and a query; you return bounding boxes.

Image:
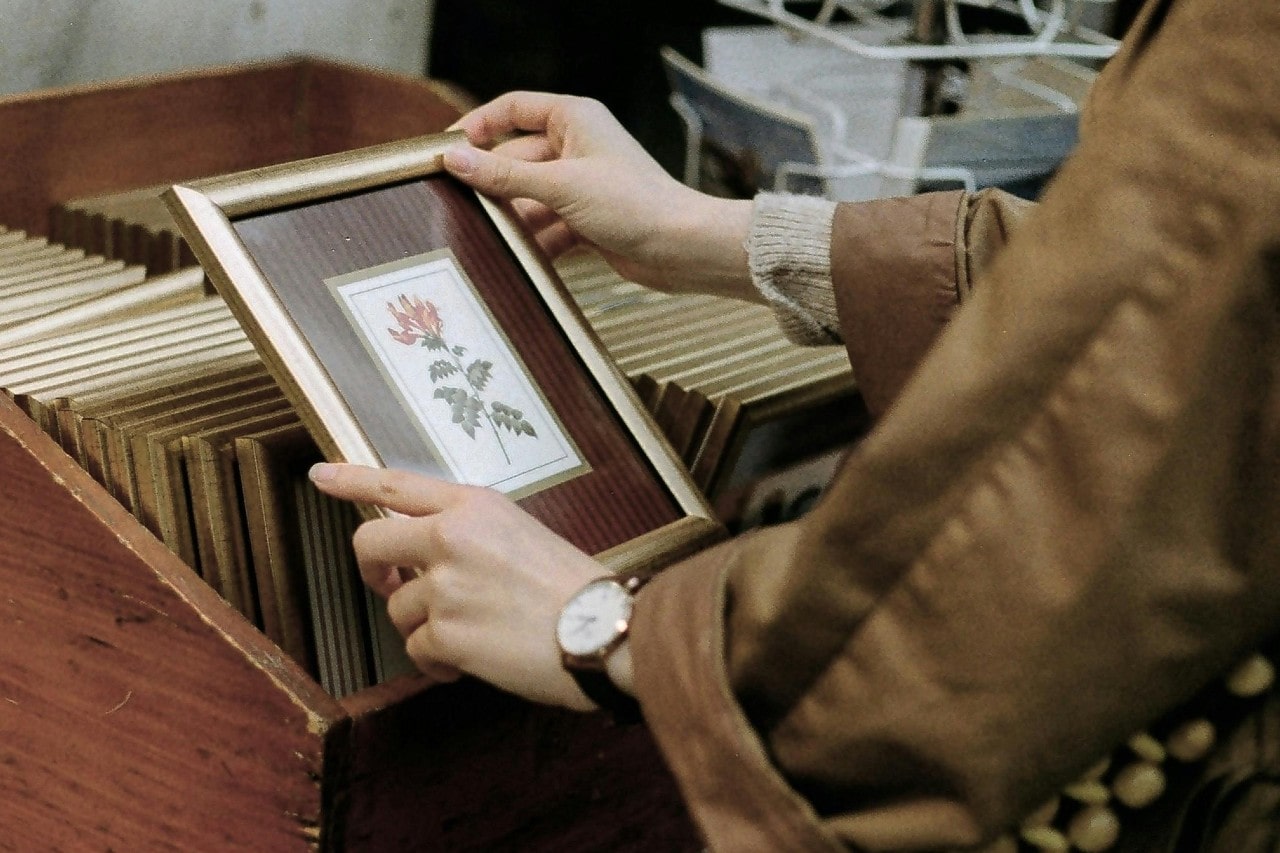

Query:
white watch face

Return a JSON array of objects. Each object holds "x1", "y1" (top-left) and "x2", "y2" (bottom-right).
[{"x1": 556, "y1": 579, "x2": 633, "y2": 658}]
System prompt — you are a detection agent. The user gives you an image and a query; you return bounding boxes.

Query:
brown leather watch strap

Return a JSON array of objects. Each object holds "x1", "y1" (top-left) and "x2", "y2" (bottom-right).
[{"x1": 568, "y1": 667, "x2": 642, "y2": 724}]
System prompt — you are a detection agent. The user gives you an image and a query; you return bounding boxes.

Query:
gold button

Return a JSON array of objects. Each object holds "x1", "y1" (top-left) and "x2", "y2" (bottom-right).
[
  {"x1": 1226, "y1": 654, "x2": 1275, "y2": 698},
  {"x1": 1068, "y1": 805, "x2": 1121, "y2": 852},
  {"x1": 1127, "y1": 731, "x2": 1166, "y2": 763},
  {"x1": 1064, "y1": 779, "x2": 1110, "y2": 805},
  {"x1": 1081, "y1": 756, "x2": 1111, "y2": 780},
  {"x1": 1021, "y1": 825, "x2": 1070, "y2": 851},
  {"x1": 1166, "y1": 718, "x2": 1216, "y2": 762},
  {"x1": 1112, "y1": 761, "x2": 1166, "y2": 809}
]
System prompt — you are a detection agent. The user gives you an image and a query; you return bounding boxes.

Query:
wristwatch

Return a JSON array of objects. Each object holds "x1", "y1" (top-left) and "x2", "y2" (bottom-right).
[{"x1": 555, "y1": 571, "x2": 651, "y2": 722}]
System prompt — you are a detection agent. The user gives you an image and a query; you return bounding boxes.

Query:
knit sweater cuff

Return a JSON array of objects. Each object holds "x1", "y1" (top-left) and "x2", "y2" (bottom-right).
[{"x1": 746, "y1": 192, "x2": 842, "y2": 346}]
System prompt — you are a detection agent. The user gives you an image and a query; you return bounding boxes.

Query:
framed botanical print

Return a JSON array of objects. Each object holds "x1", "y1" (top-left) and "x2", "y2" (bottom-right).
[{"x1": 164, "y1": 132, "x2": 722, "y2": 571}]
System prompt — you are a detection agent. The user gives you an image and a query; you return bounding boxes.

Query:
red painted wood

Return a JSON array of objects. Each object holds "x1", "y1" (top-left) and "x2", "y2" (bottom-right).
[
  {"x1": 0, "y1": 393, "x2": 345, "y2": 850},
  {"x1": 0, "y1": 58, "x2": 466, "y2": 239},
  {"x1": 298, "y1": 61, "x2": 474, "y2": 158},
  {"x1": 338, "y1": 676, "x2": 702, "y2": 851}
]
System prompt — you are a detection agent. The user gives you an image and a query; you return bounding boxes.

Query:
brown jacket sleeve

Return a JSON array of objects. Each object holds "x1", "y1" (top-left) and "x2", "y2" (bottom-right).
[
  {"x1": 630, "y1": 0, "x2": 1280, "y2": 849},
  {"x1": 831, "y1": 189, "x2": 1035, "y2": 417}
]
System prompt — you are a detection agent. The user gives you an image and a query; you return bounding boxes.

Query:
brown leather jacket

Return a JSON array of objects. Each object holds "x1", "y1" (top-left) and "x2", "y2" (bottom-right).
[{"x1": 630, "y1": 0, "x2": 1280, "y2": 848}]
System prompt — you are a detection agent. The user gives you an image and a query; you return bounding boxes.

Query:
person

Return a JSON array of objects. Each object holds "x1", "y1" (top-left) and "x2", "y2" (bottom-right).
[{"x1": 309, "y1": 0, "x2": 1280, "y2": 847}]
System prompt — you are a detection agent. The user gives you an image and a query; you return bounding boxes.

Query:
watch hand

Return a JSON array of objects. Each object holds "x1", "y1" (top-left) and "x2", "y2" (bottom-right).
[{"x1": 568, "y1": 615, "x2": 598, "y2": 636}]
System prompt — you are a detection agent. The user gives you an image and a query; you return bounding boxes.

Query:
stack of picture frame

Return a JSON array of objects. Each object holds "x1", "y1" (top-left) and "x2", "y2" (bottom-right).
[
  {"x1": 0, "y1": 228, "x2": 390, "y2": 697},
  {"x1": 555, "y1": 250, "x2": 868, "y2": 529},
  {"x1": 0, "y1": 226, "x2": 156, "y2": 340},
  {"x1": 49, "y1": 183, "x2": 194, "y2": 275}
]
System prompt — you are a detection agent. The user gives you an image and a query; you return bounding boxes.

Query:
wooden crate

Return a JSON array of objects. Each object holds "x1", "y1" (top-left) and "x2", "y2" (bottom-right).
[{"x1": 0, "y1": 59, "x2": 697, "y2": 851}]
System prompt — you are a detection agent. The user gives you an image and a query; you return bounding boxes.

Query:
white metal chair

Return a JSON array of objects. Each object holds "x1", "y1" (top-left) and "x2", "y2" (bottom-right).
[
  {"x1": 717, "y1": 0, "x2": 1120, "y2": 62},
  {"x1": 695, "y1": 23, "x2": 1098, "y2": 200},
  {"x1": 660, "y1": 46, "x2": 975, "y2": 201}
]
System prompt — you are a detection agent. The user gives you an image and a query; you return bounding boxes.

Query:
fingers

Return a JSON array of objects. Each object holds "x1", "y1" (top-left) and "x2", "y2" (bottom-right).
[
  {"x1": 510, "y1": 197, "x2": 561, "y2": 232},
  {"x1": 404, "y1": 620, "x2": 466, "y2": 684},
  {"x1": 386, "y1": 576, "x2": 429, "y2": 636},
  {"x1": 505, "y1": 198, "x2": 579, "y2": 256},
  {"x1": 533, "y1": 220, "x2": 583, "y2": 260},
  {"x1": 308, "y1": 463, "x2": 469, "y2": 516},
  {"x1": 443, "y1": 144, "x2": 573, "y2": 209},
  {"x1": 450, "y1": 91, "x2": 594, "y2": 147},
  {"x1": 492, "y1": 133, "x2": 557, "y2": 164},
  {"x1": 360, "y1": 562, "x2": 409, "y2": 601},
  {"x1": 387, "y1": 575, "x2": 464, "y2": 683},
  {"x1": 444, "y1": 91, "x2": 630, "y2": 207},
  {"x1": 347, "y1": 515, "x2": 432, "y2": 596},
  {"x1": 309, "y1": 464, "x2": 467, "y2": 600}
]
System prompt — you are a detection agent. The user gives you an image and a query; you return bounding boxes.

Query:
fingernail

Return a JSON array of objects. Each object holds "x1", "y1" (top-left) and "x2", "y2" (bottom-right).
[
  {"x1": 308, "y1": 462, "x2": 337, "y2": 483},
  {"x1": 443, "y1": 145, "x2": 477, "y2": 177}
]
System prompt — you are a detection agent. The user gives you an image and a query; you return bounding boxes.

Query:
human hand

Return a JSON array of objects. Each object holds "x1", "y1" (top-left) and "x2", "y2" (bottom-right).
[
  {"x1": 308, "y1": 462, "x2": 604, "y2": 710},
  {"x1": 444, "y1": 91, "x2": 760, "y2": 303}
]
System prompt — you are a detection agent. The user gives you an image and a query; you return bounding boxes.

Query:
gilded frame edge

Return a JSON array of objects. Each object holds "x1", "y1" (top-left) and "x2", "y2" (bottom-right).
[{"x1": 163, "y1": 132, "x2": 722, "y2": 573}]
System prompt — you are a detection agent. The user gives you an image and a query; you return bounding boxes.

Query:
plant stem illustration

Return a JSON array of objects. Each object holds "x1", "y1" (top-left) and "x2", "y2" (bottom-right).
[{"x1": 387, "y1": 294, "x2": 536, "y2": 464}]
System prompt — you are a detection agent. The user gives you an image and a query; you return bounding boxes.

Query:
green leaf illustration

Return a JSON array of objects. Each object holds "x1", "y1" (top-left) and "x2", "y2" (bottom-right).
[
  {"x1": 491, "y1": 401, "x2": 537, "y2": 437},
  {"x1": 466, "y1": 359, "x2": 493, "y2": 392},
  {"x1": 434, "y1": 387, "x2": 483, "y2": 438},
  {"x1": 421, "y1": 333, "x2": 447, "y2": 352},
  {"x1": 452, "y1": 345, "x2": 467, "y2": 357},
  {"x1": 428, "y1": 360, "x2": 458, "y2": 383}
]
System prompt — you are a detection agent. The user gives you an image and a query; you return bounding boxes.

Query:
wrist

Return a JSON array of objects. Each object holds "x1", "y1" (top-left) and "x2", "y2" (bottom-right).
[{"x1": 653, "y1": 191, "x2": 757, "y2": 302}]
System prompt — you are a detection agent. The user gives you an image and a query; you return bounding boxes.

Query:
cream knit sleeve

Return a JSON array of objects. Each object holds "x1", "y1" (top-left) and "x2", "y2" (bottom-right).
[{"x1": 746, "y1": 192, "x2": 841, "y2": 346}]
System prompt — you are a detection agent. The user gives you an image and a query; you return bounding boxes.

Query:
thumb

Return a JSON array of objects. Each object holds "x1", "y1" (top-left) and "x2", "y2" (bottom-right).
[{"x1": 443, "y1": 144, "x2": 561, "y2": 207}]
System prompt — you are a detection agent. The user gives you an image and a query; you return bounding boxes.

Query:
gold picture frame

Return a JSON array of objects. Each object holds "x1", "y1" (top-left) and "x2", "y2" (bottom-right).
[{"x1": 164, "y1": 132, "x2": 722, "y2": 573}]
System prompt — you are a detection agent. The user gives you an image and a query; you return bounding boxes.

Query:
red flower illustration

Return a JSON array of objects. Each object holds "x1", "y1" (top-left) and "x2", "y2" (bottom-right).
[
  {"x1": 389, "y1": 326, "x2": 418, "y2": 345},
  {"x1": 387, "y1": 294, "x2": 443, "y2": 343}
]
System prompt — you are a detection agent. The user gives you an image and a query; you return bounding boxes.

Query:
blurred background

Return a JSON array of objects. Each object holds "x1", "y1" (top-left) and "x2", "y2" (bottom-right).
[
  {"x1": 1, "y1": 0, "x2": 749, "y2": 173},
  {"x1": 1, "y1": 0, "x2": 1143, "y2": 179}
]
